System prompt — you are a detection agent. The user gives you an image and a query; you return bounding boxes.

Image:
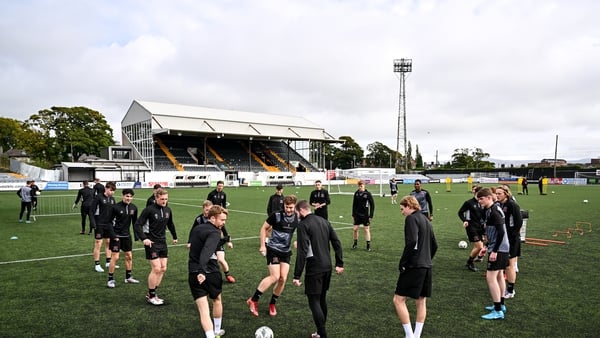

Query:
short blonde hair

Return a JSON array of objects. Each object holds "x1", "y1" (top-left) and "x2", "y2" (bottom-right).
[
  {"x1": 155, "y1": 188, "x2": 168, "y2": 197},
  {"x1": 399, "y1": 195, "x2": 421, "y2": 211},
  {"x1": 208, "y1": 205, "x2": 228, "y2": 218}
]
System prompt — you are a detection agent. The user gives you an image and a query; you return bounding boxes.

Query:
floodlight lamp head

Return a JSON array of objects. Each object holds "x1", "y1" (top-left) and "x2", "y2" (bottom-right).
[{"x1": 393, "y1": 58, "x2": 412, "y2": 73}]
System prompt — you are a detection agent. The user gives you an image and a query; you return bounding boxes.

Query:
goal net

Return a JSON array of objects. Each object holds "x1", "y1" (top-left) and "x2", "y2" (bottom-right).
[
  {"x1": 329, "y1": 180, "x2": 384, "y2": 197},
  {"x1": 327, "y1": 168, "x2": 393, "y2": 197}
]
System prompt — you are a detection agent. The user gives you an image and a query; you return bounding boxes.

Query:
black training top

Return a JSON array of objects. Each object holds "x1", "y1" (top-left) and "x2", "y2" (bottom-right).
[
  {"x1": 188, "y1": 222, "x2": 221, "y2": 274},
  {"x1": 108, "y1": 201, "x2": 138, "y2": 239},
  {"x1": 294, "y1": 213, "x2": 343, "y2": 279},
  {"x1": 457, "y1": 197, "x2": 484, "y2": 227},
  {"x1": 90, "y1": 194, "x2": 115, "y2": 227},
  {"x1": 207, "y1": 189, "x2": 227, "y2": 207},
  {"x1": 310, "y1": 189, "x2": 331, "y2": 219},
  {"x1": 352, "y1": 189, "x2": 375, "y2": 218},
  {"x1": 134, "y1": 203, "x2": 178, "y2": 242},
  {"x1": 267, "y1": 193, "x2": 284, "y2": 216},
  {"x1": 399, "y1": 211, "x2": 438, "y2": 270},
  {"x1": 74, "y1": 186, "x2": 95, "y2": 207}
]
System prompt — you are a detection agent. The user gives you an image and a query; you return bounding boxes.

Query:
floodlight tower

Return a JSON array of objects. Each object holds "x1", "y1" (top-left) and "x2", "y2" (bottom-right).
[{"x1": 394, "y1": 58, "x2": 412, "y2": 173}]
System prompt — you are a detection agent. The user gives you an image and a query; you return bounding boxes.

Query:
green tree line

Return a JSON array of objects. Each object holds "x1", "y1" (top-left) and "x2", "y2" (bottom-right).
[
  {"x1": 2, "y1": 106, "x2": 493, "y2": 171},
  {"x1": 1, "y1": 107, "x2": 115, "y2": 168}
]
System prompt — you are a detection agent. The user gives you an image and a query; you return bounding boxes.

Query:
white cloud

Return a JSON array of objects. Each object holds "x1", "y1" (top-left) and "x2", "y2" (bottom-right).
[{"x1": 1, "y1": 0, "x2": 599, "y2": 163}]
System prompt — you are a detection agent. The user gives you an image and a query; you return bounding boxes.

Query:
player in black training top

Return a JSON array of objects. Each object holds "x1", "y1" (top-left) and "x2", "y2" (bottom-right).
[
  {"x1": 105, "y1": 188, "x2": 139, "y2": 288},
  {"x1": 73, "y1": 180, "x2": 95, "y2": 234},
  {"x1": 207, "y1": 181, "x2": 227, "y2": 207},
  {"x1": 90, "y1": 181, "x2": 116, "y2": 273},
  {"x1": 146, "y1": 183, "x2": 162, "y2": 207},
  {"x1": 352, "y1": 180, "x2": 375, "y2": 251},
  {"x1": 29, "y1": 180, "x2": 40, "y2": 210},
  {"x1": 293, "y1": 199, "x2": 344, "y2": 338},
  {"x1": 267, "y1": 184, "x2": 284, "y2": 216},
  {"x1": 188, "y1": 200, "x2": 236, "y2": 284},
  {"x1": 188, "y1": 205, "x2": 228, "y2": 337},
  {"x1": 458, "y1": 185, "x2": 485, "y2": 272},
  {"x1": 134, "y1": 188, "x2": 178, "y2": 305},
  {"x1": 93, "y1": 178, "x2": 105, "y2": 197},
  {"x1": 309, "y1": 180, "x2": 331, "y2": 220}
]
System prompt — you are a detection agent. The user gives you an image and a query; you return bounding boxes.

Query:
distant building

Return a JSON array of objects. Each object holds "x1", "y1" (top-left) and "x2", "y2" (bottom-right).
[
  {"x1": 2, "y1": 149, "x2": 31, "y2": 163},
  {"x1": 527, "y1": 158, "x2": 568, "y2": 167}
]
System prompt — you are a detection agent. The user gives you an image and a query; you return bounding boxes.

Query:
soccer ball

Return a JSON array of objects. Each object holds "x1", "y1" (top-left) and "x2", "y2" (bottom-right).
[
  {"x1": 35, "y1": 191, "x2": 41, "y2": 196},
  {"x1": 255, "y1": 326, "x2": 274, "y2": 338},
  {"x1": 583, "y1": 199, "x2": 588, "y2": 203},
  {"x1": 458, "y1": 240, "x2": 468, "y2": 249}
]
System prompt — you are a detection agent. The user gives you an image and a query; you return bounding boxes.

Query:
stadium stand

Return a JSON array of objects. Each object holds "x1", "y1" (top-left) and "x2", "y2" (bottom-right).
[{"x1": 154, "y1": 134, "x2": 320, "y2": 173}]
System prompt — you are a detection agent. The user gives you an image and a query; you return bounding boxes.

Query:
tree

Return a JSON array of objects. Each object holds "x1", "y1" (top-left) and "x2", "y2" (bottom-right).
[
  {"x1": 415, "y1": 144, "x2": 423, "y2": 168},
  {"x1": 336, "y1": 136, "x2": 363, "y2": 169},
  {"x1": 23, "y1": 106, "x2": 114, "y2": 165},
  {"x1": 407, "y1": 141, "x2": 413, "y2": 168},
  {"x1": 450, "y1": 148, "x2": 495, "y2": 169},
  {"x1": 0, "y1": 117, "x2": 28, "y2": 151},
  {"x1": 366, "y1": 142, "x2": 395, "y2": 168},
  {"x1": 321, "y1": 142, "x2": 338, "y2": 169}
]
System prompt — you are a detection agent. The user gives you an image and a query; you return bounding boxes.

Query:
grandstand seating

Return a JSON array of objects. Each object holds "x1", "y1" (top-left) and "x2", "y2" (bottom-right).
[
  {"x1": 0, "y1": 173, "x2": 29, "y2": 183},
  {"x1": 154, "y1": 135, "x2": 319, "y2": 172}
]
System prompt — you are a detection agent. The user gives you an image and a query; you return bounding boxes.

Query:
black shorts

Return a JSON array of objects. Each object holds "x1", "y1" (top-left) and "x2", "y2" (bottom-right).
[
  {"x1": 144, "y1": 241, "x2": 168, "y2": 260},
  {"x1": 304, "y1": 271, "x2": 332, "y2": 295},
  {"x1": 391, "y1": 190, "x2": 398, "y2": 196},
  {"x1": 466, "y1": 224, "x2": 484, "y2": 242},
  {"x1": 315, "y1": 208, "x2": 328, "y2": 220},
  {"x1": 486, "y1": 252, "x2": 509, "y2": 271},
  {"x1": 353, "y1": 216, "x2": 370, "y2": 226},
  {"x1": 266, "y1": 247, "x2": 292, "y2": 265},
  {"x1": 189, "y1": 272, "x2": 222, "y2": 300},
  {"x1": 395, "y1": 267, "x2": 432, "y2": 299},
  {"x1": 94, "y1": 224, "x2": 112, "y2": 239},
  {"x1": 509, "y1": 236, "x2": 521, "y2": 258},
  {"x1": 109, "y1": 237, "x2": 133, "y2": 253}
]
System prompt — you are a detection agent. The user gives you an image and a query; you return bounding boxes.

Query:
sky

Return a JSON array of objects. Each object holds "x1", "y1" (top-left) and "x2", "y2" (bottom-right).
[{"x1": 1, "y1": 0, "x2": 599, "y2": 165}]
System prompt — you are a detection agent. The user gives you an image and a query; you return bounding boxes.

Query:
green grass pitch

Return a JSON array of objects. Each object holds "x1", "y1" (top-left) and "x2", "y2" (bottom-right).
[{"x1": 1, "y1": 183, "x2": 599, "y2": 337}]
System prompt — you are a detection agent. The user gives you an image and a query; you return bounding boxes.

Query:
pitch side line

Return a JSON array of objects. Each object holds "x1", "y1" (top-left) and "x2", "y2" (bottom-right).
[{"x1": 0, "y1": 202, "x2": 354, "y2": 265}]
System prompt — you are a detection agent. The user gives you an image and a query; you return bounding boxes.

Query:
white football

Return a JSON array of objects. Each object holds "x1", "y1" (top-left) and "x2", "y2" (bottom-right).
[
  {"x1": 583, "y1": 199, "x2": 588, "y2": 203},
  {"x1": 458, "y1": 240, "x2": 468, "y2": 249},
  {"x1": 35, "y1": 191, "x2": 41, "y2": 196},
  {"x1": 255, "y1": 326, "x2": 274, "y2": 338}
]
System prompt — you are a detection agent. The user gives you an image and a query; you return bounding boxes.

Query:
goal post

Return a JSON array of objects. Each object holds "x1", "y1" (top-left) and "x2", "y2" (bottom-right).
[
  {"x1": 32, "y1": 194, "x2": 79, "y2": 220},
  {"x1": 329, "y1": 179, "x2": 384, "y2": 197}
]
